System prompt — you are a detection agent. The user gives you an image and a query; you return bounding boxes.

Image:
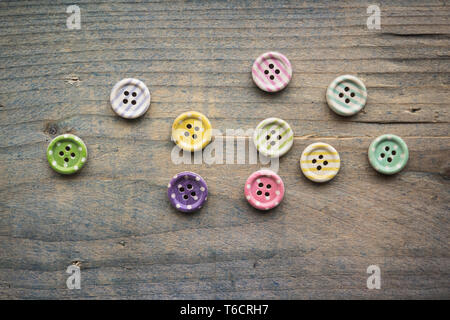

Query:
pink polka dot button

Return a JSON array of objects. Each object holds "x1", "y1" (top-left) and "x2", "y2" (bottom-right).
[
  {"x1": 244, "y1": 169, "x2": 285, "y2": 210},
  {"x1": 252, "y1": 52, "x2": 292, "y2": 92}
]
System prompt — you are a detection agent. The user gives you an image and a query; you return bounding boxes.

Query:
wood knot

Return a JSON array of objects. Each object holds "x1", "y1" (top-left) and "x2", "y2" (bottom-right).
[
  {"x1": 440, "y1": 166, "x2": 450, "y2": 180},
  {"x1": 64, "y1": 75, "x2": 81, "y2": 86},
  {"x1": 409, "y1": 107, "x2": 421, "y2": 113},
  {"x1": 45, "y1": 123, "x2": 58, "y2": 135},
  {"x1": 72, "y1": 260, "x2": 82, "y2": 267}
]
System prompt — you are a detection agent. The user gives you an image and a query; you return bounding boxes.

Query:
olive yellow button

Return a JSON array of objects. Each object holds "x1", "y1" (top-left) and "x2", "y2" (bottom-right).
[{"x1": 172, "y1": 111, "x2": 212, "y2": 152}]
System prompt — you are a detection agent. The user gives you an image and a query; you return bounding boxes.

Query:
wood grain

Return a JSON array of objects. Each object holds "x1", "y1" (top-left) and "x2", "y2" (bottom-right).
[{"x1": 0, "y1": 0, "x2": 449, "y2": 299}]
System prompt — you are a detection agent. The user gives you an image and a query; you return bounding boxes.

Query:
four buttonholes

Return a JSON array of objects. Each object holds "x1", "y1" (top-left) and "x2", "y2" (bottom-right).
[
  {"x1": 185, "y1": 123, "x2": 200, "y2": 140},
  {"x1": 264, "y1": 63, "x2": 280, "y2": 80},
  {"x1": 338, "y1": 86, "x2": 356, "y2": 104},
  {"x1": 256, "y1": 182, "x2": 271, "y2": 198},
  {"x1": 266, "y1": 130, "x2": 282, "y2": 146},
  {"x1": 59, "y1": 144, "x2": 76, "y2": 163},
  {"x1": 311, "y1": 154, "x2": 328, "y2": 171},
  {"x1": 123, "y1": 90, "x2": 137, "y2": 105},
  {"x1": 178, "y1": 183, "x2": 196, "y2": 200},
  {"x1": 380, "y1": 145, "x2": 396, "y2": 163}
]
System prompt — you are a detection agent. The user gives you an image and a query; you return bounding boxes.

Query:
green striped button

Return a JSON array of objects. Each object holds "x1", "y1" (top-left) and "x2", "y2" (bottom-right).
[
  {"x1": 253, "y1": 118, "x2": 293, "y2": 158},
  {"x1": 47, "y1": 134, "x2": 88, "y2": 174},
  {"x1": 368, "y1": 134, "x2": 408, "y2": 175},
  {"x1": 326, "y1": 75, "x2": 367, "y2": 116}
]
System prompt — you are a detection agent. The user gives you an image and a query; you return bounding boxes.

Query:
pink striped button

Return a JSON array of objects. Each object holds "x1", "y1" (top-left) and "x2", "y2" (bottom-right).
[
  {"x1": 252, "y1": 52, "x2": 292, "y2": 92},
  {"x1": 244, "y1": 170, "x2": 285, "y2": 210}
]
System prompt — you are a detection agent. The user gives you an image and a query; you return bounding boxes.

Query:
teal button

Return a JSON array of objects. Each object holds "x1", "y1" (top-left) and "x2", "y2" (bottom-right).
[
  {"x1": 47, "y1": 134, "x2": 88, "y2": 174},
  {"x1": 368, "y1": 134, "x2": 408, "y2": 175}
]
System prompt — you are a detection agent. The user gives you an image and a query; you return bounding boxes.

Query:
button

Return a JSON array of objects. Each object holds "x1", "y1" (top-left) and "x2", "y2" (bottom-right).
[
  {"x1": 253, "y1": 117, "x2": 293, "y2": 158},
  {"x1": 300, "y1": 142, "x2": 340, "y2": 183},
  {"x1": 172, "y1": 111, "x2": 212, "y2": 152},
  {"x1": 368, "y1": 134, "x2": 409, "y2": 175},
  {"x1": 168, "y1": 172, "x2": 208, "y2": 212},
  {"x1": 47, "y1": 134, "x2": 87, "y2": 174},
  {"x1": 326, "y1": 75, "x2": 367, "y2": 116},
  {"x1": 252, "y1": 52, "x2": 292, "y2": 92},
  {"x1": 245, "y1": 169, "x2": 285, "y2": 210},
  {"x1": 110, "y1": 78, "x2": 151, "y2": 119}
]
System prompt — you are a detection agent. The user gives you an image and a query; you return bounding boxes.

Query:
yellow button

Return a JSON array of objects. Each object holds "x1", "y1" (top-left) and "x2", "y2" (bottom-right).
[{"x1": 171, "y1": 111, "x2": 212, "y2": 152}]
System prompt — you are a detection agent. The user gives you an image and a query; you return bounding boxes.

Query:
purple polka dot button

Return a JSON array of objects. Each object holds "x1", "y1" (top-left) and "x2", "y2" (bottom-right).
[{"x1": 167, "y1": 171, "x2": 208, "y2": 213}]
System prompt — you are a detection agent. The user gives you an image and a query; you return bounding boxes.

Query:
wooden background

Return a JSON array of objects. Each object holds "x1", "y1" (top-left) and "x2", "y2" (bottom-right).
[{"x1": 0, "y1": 0, "x2": 449, "y2": 299}]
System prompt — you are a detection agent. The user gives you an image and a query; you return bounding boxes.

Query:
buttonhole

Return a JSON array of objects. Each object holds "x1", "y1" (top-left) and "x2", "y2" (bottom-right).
[
  {"x1": 124, "y1": 91, "x2": 129, "y2": 96},
  {"x1": 179, "y1": 187, "x2": 185, "y2": 192},
  {"x1": 59, "y1": 151, "x2": 64, "y2": 156},
  {"x1": 266, "y1": 135, "x2": 270, "y2": 140},
  {"x1": 187, "y1": 184, "x2": 192, "y2": 190},
  {"x1": 183, "y1": 195, "x2": 188, "y2": 200},
  {"x1": 350, "y1": 92, "x2": 355, "y2": 97},
  {"x1": 317, "y1": 165, "x2": 322, "y2": 170},
  {"x1": 264, "y1": 70, "x2": 269, "y2": 75},
  {"x1": 319, "y1": 155, "x2": 323, "y2": 159},
  {"x1": 257, "y1": 190, "x2": 262, "y2": 195},
  {"x1": 258, "y1": 183, "x2": 264, "y2": 187},
  {"x1": 387, "y1": 157, "x2": 392, "y2": 162},
  {"x1": 270, "y1": 75, "x2": 274, "y2": 80},
  {"x1": 265, "y1": 192, "x2": 270, "y2": 197},
  {"x1": 344, "y1": 87, "x2": 349, "y2": 91},
  {"x1": 345, "y1": 98, "x2": 350, "y2": 104},
  {"x1": 380, "y1": 153, "x2": 385, "y2": 158},
  {"x1": 123, "y1": 99, "x2": 128, "y2": 104},
  {"x1": 64, "y1": 158, "x2": 69, "y2": 162},
  {"x1": 191, "y1": 192, "x2": 196, "y2": 196},
  {"x1": 339, "y1": 93, "x2": 344, "y2": 98},
  {"x1": 385, "y1": 146, "x2": 390, "y2": 151},
  {"x1": 65, "y1": 146, "x2": 71, "y2": 151},
  {"x1": 71, "y1": 153, "x2": 75, "y2": 158},
  {"x1": 275, "y1": 69, "x2": 280, "y2": 74},
  {"x1": 132, "y1": 92, "x2": 137, "y2": 97},
  {"x1": 312, "y1": 159, "x2": 317, "y2": 163},
  {"x1": 269, "y1": 64, "x2": 274, "y2": 69},
  {"x1": 266, "y1": 184, "x2": 271, "y2": 189},
  {"x1": 131, "y1": 100, "x2": 136, "y2": 105},
  {"x1": 184, "y1": 131, "x2": 189, "y2": 137},
  {"x1": 187, "y1": 124, "x2": 192, "y2": 129},
  {"x1": 323, "y1": 161, "x2": 328, "y2": 166},
  {"x1": 192, "y1": 134, "x2": 197, "y2": 139},
  {"x1": 392, "y1": 150, "x2": 396, "y2": 155}
]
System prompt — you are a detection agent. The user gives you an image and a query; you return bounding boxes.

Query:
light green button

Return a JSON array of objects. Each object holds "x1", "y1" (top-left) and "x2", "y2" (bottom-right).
[
  {"x1": 47, "y1": 134, "x2": 87, "y2": 174},
  {"x1": 368, "y1": 134, "x2": 408, "y2": 175}
]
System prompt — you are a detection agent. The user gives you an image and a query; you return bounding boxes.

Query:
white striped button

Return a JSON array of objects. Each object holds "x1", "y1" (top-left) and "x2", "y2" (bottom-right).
[
  {"x1": 300, "y1": 143, "x2": 340, "y2": 183},
  {"x1": 110, "y1": 78, "x2": 151, "y2": 119},
  {"x1": 253, "y1": 118, "x2": 293, "y2": 158},
  {"x1": 252, "y1": 52, "x2": 292, "y2": 92},
  {"x1": 326, "y1": 75, "x2": 367, "y2": 116}
]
